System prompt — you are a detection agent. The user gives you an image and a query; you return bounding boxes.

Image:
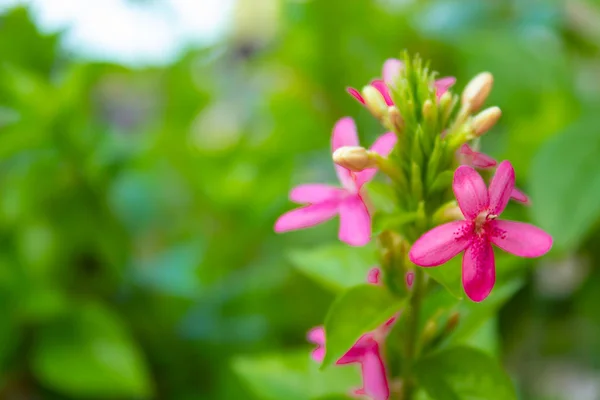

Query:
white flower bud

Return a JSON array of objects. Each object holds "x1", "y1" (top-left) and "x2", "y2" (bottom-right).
[
  {"x1": 471, "y1": 106, "x2": 501, "y2": 136},
  {"x1": 332, "y1": 146, "x2": 376, "y2": 172},
  {"x1": 462, "y1": 72, "x2": 494, "y2": 112}
]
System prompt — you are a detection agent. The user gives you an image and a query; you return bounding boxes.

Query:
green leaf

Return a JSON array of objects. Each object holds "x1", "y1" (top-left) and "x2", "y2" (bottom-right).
[
  {"x1": 415, "y1": 347, "x2": 517, "y2": 400},
  {"x1": 322, "y1": 284, "x2": 405, "y2": 367},
  {"x1": 232, "y1": 351, "x2": 359, "y2": 400},
  {"x1": 530, "y1": 116, "x2": 600, "y2": 250},
  {"x1": 288, "y1": 243, "x2": 376, "y2": 292},
  {"x1": 31, "y1": 302, "x2": 153, "y2": 398}
]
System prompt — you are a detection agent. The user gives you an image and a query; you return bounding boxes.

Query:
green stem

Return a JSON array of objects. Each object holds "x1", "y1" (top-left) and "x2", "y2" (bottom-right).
[{"x1": 401, "y1": 267, "x2": 425, "y2": 400}]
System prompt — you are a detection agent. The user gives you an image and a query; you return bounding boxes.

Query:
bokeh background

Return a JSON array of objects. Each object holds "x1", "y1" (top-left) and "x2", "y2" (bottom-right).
[{"x1": 1, "y1": 0, "x2": 600, "y2": 399}]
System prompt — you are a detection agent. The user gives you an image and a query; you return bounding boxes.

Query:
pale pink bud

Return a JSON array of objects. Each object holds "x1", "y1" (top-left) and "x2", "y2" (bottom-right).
[
  {"x1": 332, "y1": 146, "x2": 376, "y2": 172},
  {"x1": 471, "y1": 106, "x2": 501, "y2": 136},
  {"x1": 462, "y1": 72, "x2": 494, "y2": 112}
]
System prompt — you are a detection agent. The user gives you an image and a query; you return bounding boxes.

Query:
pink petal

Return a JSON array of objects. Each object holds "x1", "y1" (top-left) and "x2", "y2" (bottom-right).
[
  {"x1": 338, "y1": 195, "x2": 371, "y2": 246},
  {"x1": 274, "y1": 202, "x2": 339, "y2": 233},
  {"x1": 307, "y1": 326, "x2": 325, "y2": 345},
  {"x1": 307, "y1": 326, "x2": 326, "y2": 363},
  {"x1": 289, "y1": 184, "x2": 345, "y2": 204},
  {"x1": 453, "y1": 165, "x2": 489, "y2": 219},
  {"x1": 361, "y1": 345, "x2": 390, "y2": 400},
  {"x1": 462, "y1": 237, "x2": 495, "y2": 302},
  {"x1": 409, "y1": 220, "x2": 473, "y2": 267},
  {"x1": 337, "y1": 335, "x2": 374, "y2": 365},
  {"x1": 488, "y1": 160, "x2": 515, "y2": 215},
  {"x1": 382, "y1": 58, "x2": 403, "y2": 85},
  {"x1": 332, "y1": 117, "x2": 360, "y2": 151},
  {"x1": 434, "y1": 76, "x2": 456, "y2": 100},
  {"x1": 511, "y1": 187, "x2": 530, "y2": 204},
  {"x1": 367, "y1": 268, "x2": 381, "y2": 285},
  {"x1": 370, "y1": 79, "x2": 394, "y2": 106},
  {"x1": 459, "y1": 144, "x2": 497, "y2": 169},
  {"x1": 487, "y1": 220, "x2": 552, "y2": 258},
  {"x1": 332, "y1": 117, "x2": 360, "y2": 191},
  {"x1": 355, "y1": 132, "x2": 397, "y2": 187},
  {"x1": 347, "y1": 87, "x2": 365, "y2": 104}
]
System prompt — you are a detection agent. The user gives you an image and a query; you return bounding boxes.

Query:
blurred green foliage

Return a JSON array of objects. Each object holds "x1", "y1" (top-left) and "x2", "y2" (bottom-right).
[{"x1": 1, "y1": 0, "x2": 600, "y2": 399}]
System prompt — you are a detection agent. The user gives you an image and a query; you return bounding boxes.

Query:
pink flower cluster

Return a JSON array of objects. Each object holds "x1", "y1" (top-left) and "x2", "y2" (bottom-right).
[
  {"x1": 308, "y1": 268, "x2": 397, "y2": 400},
  {"x1": 275, "y1": 59, "x2": 553, "y2": 302}
]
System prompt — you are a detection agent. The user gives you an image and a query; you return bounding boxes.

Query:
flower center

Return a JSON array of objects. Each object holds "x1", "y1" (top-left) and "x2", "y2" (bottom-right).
[{"x1": 474, "y1": 211, "x2": 497, "y2": 235}]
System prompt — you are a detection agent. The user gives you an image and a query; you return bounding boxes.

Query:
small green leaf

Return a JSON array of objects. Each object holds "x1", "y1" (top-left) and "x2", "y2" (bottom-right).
[
  {"x1": 288, "y1": 244, "x2": 376, "y2": 292},
  {"x1": 415, "y1": 347, "x2": 517, "y2": 400},
  {"x1": 232, "y1": 351, "x2": 360, "y2": 400},
  {"x1": 31, "y1": 302, "x2": 153, "y2": 399},
  {"x1": 530, "y1": 116, "x2": 600, "y2": 250},
  {"x1": 322, "y1": 284, "x2": 405, "y2": 367}
]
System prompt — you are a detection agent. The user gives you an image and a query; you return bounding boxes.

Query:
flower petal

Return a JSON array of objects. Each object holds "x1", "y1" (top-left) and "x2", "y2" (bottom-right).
[
  {"x1": 355, "y1": 132, "x2": 397, "y2": 187},
  {"x1": 409, "y1": 220, "x2": 473, "y2": 266},
  {"x1": 488, "y1": 160, "x2": 515, "y2": 215},
  {"x1": 459, "y1": 144, "x2": 497, "y2": 169},
  {"x1": 338, "y1": 195, "x2": 371, "y2": 246},
  {"x1": 462, "y1": 237, "x2": 495, "y2": 302},
  {"x1": 435, "y1": 76, "x2": 456, "y2": 100},
  {"x1": 383, "y1": 58, "x2": 403, "y2": 85},
  {"x1": 332, "y1": 117, "x2": 360, "y2": 191},
  {"x1": 370, "y1": 79, "x2": 394, "y2": 106},
  {"x1": 307, "y1": 326, "x2": 325, "y2": 345},
  {"x1": 487, "y1": 220, "x2": 552, "y2": 257},
  {"x1": 453, "y1": 165, "x2": 489, "y2": 219},
  {"x1": 289, "y1": 184, "x2": 345, "y2": 204},
  {"x1": 361, "y1": 344, "x2": 390, "y2": 400},
  {"x1": 510, "y1": 187, "x2": 530, "y2": 204},
  {"x1": 347, "y1": 87, "x2": 365, "y2": 104},
  {"x1": 274, "y1": 202, "x2": 339, "y2": 233},
  {"x1": 337, "y1": 334, "x2": 374, "y2": 364}
]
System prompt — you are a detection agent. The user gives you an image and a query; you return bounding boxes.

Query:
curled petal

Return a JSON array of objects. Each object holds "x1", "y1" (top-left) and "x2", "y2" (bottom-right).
[
  {"x1": 337, "y1": 334, "x2": 374, "y2": 365},
  {"x1": 459, "y1": 144, "x2": 497, "y2": 169},
  {"x1": 488, "y1": 160, "x2": 515, "y2": 215},
  {"x1": 409, "y1": 220, "x2": 473, "y2": 267},
  {"x1": 435, "y1": 76, "x2": 456, "y2": 100},
  {"x1": 462, "y1": 237, "x2": 496, "y2": 302},
  {"x1": 488, "y1": 220, "x2": 552, "y2": 257},
  {"x1": 511, "y1": 187, "x2": 530, "y2": 204},
  {"x1": 383, "y1": 58, "x2": 403, "y2": 85},
  {"x1": 289, "y1": 184, "x2": 345, "y2": 204},
  {"x1": 370, "y1": 79, "x2": 394, "y2": 106},
  {"x1": 355, "y1": 132, "x2": 397, "y2": 187},
  {"x1": 274, "y1": 202, "x2": 339, "y2": 233},
  {"x1": 453, "y1": 165, "x2": 489, "y2": 219},
  {"x1": 361, "y1": 344, "x2": 390, "y2": 400},
  {"x1": 347, "y1": 87, "x2": 365, "y2": 104},
  {"x1": 338, "y1": 195, "x2": 371, "y2": 246}
]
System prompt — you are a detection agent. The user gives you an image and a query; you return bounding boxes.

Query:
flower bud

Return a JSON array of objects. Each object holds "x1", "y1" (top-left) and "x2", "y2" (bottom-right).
[
  {"x1": 462, "y1": 72, "x2": 493, "y2": 112},
  {"x1": 422, "y1": 99, "x2": 433, "y2": 120},
  {"x1": 444, "y1": 311, "x2": 460, "y2": 334},
  {"x1": 387, "y1": 106, "x2": 404, "y2": 132},
  {"x1": 332, "y1": 146, "x2": 376, "y2": 172},
  {"x1": 471, "y1": 106, "x2": 501, "y2": 136},
  {"x1": 362, "y1": 85, "x2": 388, "y2": 120}
]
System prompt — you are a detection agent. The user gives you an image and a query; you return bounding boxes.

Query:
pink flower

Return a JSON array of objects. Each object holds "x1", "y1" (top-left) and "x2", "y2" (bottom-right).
[
  {"x1": 408, "y1": 161, "x2": 552, "y2": 302},
  {"x1": 274, "y1": 118, "x2": 397, "y2": 246},
  {"x1": 307, "y1": 268, "x2": 392, "y2": 400},
  {"x1": 458, "y1": 144, "x2": 531, "y2": 205},
  {"x1": 347, "y1": 58, "x2": 456, "y2": 106}
]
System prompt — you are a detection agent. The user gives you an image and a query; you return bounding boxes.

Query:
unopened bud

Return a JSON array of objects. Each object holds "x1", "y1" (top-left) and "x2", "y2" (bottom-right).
[
  {"x1": 433, "y1": 201, "x2": 463, "y2": 225},
  {"x1": 387, "y1": 106, "x2": 404, "y2": 132},
  {"x1": 332, "y1": 146, "x2": 376, "y2": 172},
  {"x1": 422, "y1": 319, "x2": 438, "y2": 342},
  {"x1": 422, "y1": 99, "x2": 433, "y2": 120},
  {"x1": 444, "y1": 312, "x2": 460, "y2": 334},
  {"x1": 362, "y1": 85, "x2": 388, "y2": 120},
  {"x1": 462, "y1": 72, "x2": 494, "y2": 112},
  {"x1": 471, "y1": 106, "x2": 501, "y2": 136},
  {"x1": 405, "y1": 271, "x2": 414, "y2": 288}
]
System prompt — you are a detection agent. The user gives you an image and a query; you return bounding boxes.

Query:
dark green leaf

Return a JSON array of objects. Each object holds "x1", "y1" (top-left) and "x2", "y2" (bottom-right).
[{"x1": 415, "y1": 347, "x2": 517, "y2": 400}]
